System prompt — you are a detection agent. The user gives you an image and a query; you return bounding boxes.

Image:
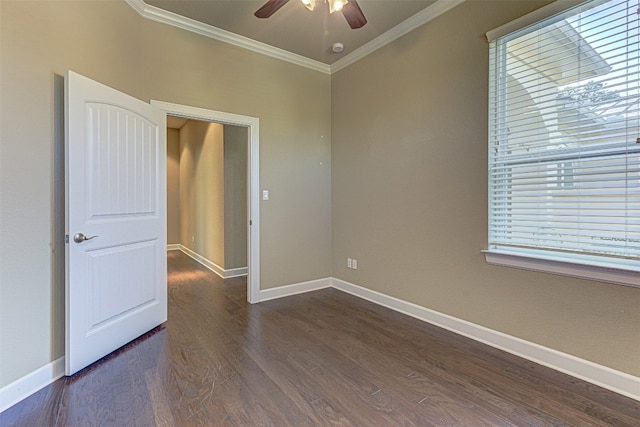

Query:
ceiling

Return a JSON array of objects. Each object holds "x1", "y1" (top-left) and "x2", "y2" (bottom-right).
[
  {"x1": 142, "y1": 0, "x2": 440, "y2": 65},
  {"x1": 167, "y1": 116, "x2": 189, "y2": 129}
]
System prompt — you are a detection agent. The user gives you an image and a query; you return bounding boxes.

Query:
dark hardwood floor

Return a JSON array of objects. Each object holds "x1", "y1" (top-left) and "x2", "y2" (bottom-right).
[{"x1": 2, "y1": 251, "x2": 638, "y2": 426}]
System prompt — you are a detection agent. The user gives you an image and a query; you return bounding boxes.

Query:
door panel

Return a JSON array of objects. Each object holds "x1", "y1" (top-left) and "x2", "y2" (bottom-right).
[
  {"x1": 86, "y1": 103, "x2": 158, "y2": 218},
  {"x1": 87, "y1": 240, "x2": 158, "y2": 329},
  {"x1": 65, "y1": 70, "x2": 166, "y2": 376}
]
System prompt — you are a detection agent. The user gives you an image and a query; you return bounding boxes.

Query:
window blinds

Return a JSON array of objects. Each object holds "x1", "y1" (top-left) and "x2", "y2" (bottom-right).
[{"x1": 488, "y1": 0, "x2": 640, "y2": 264}]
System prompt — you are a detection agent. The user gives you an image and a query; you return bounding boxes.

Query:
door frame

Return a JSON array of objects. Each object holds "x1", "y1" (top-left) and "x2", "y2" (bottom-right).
[{"x1": 152, "y1": 101, "x2": 260, "y2": 303}]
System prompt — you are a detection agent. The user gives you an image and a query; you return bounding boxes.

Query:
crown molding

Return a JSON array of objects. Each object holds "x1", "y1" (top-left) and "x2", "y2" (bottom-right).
[
  {"x1": 125, "y1": 0, "x2": 466, "y2": 75},
  {"x1": 330, "y1": 0, "x2": 466, "y2": 73},
  {"x1": 124, "y1": 0, "x2": 331, "y2": 74}
]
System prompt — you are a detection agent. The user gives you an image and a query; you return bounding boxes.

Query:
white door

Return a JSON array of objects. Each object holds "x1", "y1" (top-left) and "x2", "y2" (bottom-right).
[{"x1": 65, "y1": 70, "x2": 167, "y2": 375}]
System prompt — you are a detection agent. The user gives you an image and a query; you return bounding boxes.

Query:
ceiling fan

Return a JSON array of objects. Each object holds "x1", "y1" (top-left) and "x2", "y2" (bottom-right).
[{"x1": 254, "y1": 0, "x2": 367, "y2": 29}]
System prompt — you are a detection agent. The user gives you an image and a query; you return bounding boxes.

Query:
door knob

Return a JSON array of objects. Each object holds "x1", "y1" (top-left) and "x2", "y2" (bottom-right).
[{"x1": 73, "y1": 233, "x2": 98, "y2": 243}]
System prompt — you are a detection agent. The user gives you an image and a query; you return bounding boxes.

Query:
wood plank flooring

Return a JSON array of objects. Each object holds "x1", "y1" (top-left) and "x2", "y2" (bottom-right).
[{"x1": 2, "y1": 251, "x2": 638, "y2": 426}]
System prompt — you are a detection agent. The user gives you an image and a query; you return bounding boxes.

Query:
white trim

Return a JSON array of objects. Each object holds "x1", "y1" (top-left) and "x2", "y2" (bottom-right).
[
  {"x1": 0, "y1": 357, "x2": 65, "y2": 413},
  {"x1": 246, "y1": 113, "x2": 260, "y2": 303},
  {"x1": 124, "y1": 0, "x2": 330, "y2": 74},
  {"x1": 166, "y1": 243, "x2": 181, "y2": 251},
  {"x1": 483, "y1": 251, "x2": 640, "y2": 288},
  {"x1": 151, "y1": 101, "x2": 260, "y2": 302},
  {"x1": 331, "y1": 278, "x2": 640, "y2": 401},
  {"x1": 257, "y1": 277, "x2": 331, "y2": 302},
  {"x1": 4, "y1": 275, "x2": 638, "y2": 413},
  {"x1": 330, "y1": 0, "x2": 466, "y2": 73},
  {"x1": 178, "y1": 245, "x2": 247, "y2": 279},
  {"x1": 124, "y1": 0, "x2": 466, "y2": 75},
  {"x1": 223, "y1": 266, "x2": 248, "y2": 278}
]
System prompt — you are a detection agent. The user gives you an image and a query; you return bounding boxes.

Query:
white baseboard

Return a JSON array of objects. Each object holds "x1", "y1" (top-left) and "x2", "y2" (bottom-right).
[
  {"x1": 331, "y1": 278, "x2": 640, "y2": 402},
  {"x1": 223, "y1": 266, "x2": 249, "y2": 278},
  {"x1": 177, "y1": 245, "x2": 247, "y2": 278},
  {"x1": 258, "y1": 277, "x2": 331, "y2": 302},
  {"x1": 167, "y1": 243, "x2": 181, "y2": 251},
  {"x1": 4, "y1": 277, "x2": 637, "y2": 415},
  {"x1": 0, "y1": 357, "x2": 65, "y2": 413}
]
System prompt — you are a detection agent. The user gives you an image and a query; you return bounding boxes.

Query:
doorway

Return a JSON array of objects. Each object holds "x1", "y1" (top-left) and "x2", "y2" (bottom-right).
[{"x1": 153, "y1": 101, "x2": 260, "y2": 303}]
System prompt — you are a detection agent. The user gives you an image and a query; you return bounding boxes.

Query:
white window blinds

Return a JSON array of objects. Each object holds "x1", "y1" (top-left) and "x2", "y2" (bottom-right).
[{"x1": 488, "y1": 0, "x2": 640, "y2": 267}]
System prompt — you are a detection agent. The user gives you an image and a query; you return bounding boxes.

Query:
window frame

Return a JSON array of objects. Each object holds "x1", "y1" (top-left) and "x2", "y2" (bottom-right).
[{"x1": 484, "y1": 0, "x2": 640, "y2": 288}]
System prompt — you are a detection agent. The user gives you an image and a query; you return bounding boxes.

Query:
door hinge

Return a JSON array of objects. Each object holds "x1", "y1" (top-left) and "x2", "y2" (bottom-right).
[
  {"x1": 65, "y1": 234, "x2": 69, "y2": 244},
  {"x1": 249, "y1": 220, "x2": 253, "y2": 226}
]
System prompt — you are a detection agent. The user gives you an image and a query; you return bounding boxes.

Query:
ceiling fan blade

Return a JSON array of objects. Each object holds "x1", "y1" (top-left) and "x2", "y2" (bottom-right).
[
  {"x1": 254, "y1": 0, "x2": 290, "y2": 18},
  {"x1": 341, "y1": 0, "x2": 367, "y2": 29}
]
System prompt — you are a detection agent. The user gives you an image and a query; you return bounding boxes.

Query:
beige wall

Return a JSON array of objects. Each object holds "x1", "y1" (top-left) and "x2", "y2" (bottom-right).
[
  {"x1": 167, "y1": 128, "x2": 181, "y2": 245},
  {"x1": 331, "y1": 0, "x2": 640, "y2": 376},
  {"x1": 223, "y1": 125, "x2": 248, "y2": 269},
  {"x1": 0, "y1": 0, "x2": 331, "y2": 387},
  {"x1": 170, "y1": 121, "x2": 247, "y2": 269},
  {"x1": 179, "y1": 120, "x2": 226, "y2": 267},
  {"x1": 1, "y1": 0, "x2": 637, "y2": 394}
]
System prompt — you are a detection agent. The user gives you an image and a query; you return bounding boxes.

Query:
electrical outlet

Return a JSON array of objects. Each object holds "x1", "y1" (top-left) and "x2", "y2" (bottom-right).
[
  {"x1": 347, "y1": 258, "x2": 352, "y2": 268},
  {"x1": 352, "y1": 259, "x2": 358, "y2": 269}
]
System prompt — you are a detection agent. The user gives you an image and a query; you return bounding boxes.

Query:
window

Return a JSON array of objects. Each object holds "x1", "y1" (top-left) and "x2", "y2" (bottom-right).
[{"x1": 486, "y1": 0, "x2": 639, "y2": 286}]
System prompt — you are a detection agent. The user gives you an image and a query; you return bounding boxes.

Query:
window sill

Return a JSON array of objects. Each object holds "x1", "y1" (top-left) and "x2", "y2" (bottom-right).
[{"x1": 482, "y1": 250, "x2": 640, "y2": 288}]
